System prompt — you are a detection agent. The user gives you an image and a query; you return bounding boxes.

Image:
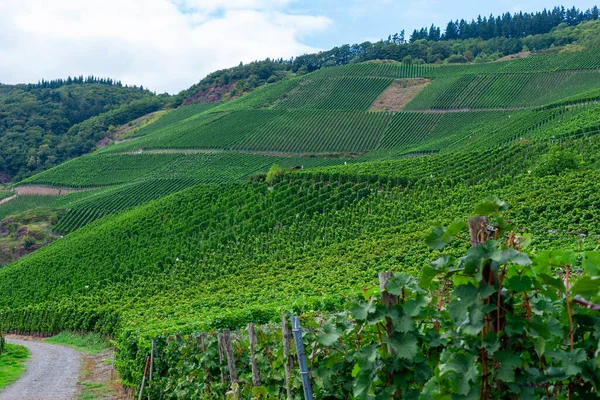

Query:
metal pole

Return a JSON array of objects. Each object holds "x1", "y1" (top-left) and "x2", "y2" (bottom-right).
[
  {"x1": 291, "y1": 316, "x2": 313, "y2": 400},
  {"x1": 138, "y1": 355, "x2": 150, "y2": 400}
]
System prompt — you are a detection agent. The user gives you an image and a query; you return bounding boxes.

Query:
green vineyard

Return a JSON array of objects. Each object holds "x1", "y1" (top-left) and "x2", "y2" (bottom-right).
[
  {"x1": 1, "y1": 44, "x2": 600, "y2": 399},
  {"x1": 312, "y1": 61, "x2": 437, "y2": 78},
  {"x1": 272, "y1": 77, "x2": 393, "y2": 110},
  {"x1": 405, "y1": 70, "x2": 600, "y2": 110}
]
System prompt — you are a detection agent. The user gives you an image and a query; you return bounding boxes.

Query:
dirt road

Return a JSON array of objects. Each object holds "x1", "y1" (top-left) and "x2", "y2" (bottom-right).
[{"x1": 0, "y1": 337, "x2": 81, "y2": 400}]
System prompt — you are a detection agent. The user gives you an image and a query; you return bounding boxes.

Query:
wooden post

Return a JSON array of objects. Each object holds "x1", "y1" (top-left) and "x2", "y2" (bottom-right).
[
  {"x1": 217, "y1": 333, "x2": 227, "y2": 385},
  {"x1": 282, "y1": 314, "x2": 293, "y2": 400},
  {"x1": 468, "y1": 216, "x2": 491, "y2": 246},
  {"x1": 469, "y1": 216, "x2": 502, "y2": 338},
  {"x1": 248, "y1": 323, "x2": 261, "y2": 386},
  {"x1": 379, "y1": 271, "x2": 396, "y2": 354},
  {"x1": 222, "y1": 329, "x2": 238, "y2": 383}
]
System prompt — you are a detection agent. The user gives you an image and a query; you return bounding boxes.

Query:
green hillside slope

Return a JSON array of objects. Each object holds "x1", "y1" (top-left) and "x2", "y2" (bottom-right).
[{"x1": 0, "y1": 46, "x2": 600, "y2": 397}]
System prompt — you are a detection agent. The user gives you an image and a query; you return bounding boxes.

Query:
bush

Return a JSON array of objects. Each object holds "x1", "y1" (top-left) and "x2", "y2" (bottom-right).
[
  {"x1": 447, "y1": 54, "x2": 469, "y2": 63},
  {"x1": 533, "y1": 148, "x2": 580, "y2": 176}
]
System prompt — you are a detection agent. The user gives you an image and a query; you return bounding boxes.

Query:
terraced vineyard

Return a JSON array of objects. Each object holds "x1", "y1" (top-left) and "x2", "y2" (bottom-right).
[
  {"x1": 405, "y1": 70, "x2": 600, "y2": 110},
  {"x1": 313, "y1": 62, "x2": 437, "y2": 78},
  {"x1": 123, "y1": 102, "x2": 219, "y2": 139},
  {"x1": 272, "y1": 76, "x2": 393, "y2": 110},
  {"x1": 427, "y1": 49, "x2": 600, "y2": 77},
  {"x1": 2, "y1": 46, "x2": 600, "y2": 398},
  {"x1": 234, "y1": 110, "x2": 392, "y2": 153},
  {"x1": 2, "y1": 134, "x2": 600, "y2": 395}
]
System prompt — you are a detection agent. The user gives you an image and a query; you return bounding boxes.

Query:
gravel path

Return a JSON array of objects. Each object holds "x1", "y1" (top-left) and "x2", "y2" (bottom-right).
[{"x1": 0, "y1": 337, "x2": 81, "y2": 400}]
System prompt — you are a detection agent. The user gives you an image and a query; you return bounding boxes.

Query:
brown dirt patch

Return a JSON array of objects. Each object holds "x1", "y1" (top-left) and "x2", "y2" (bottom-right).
[
  {"x1": 496, "y1": 51, "x2": 531, "y2": 62},
  {"x1": 79, "y1": 350, "x2": 128, "y2": 400},
  {"x1": 370, "y1": 78, "x2": 431, "y2": 112},
  {"x1": 15, "y1": 186, "x2": 82, "y2": 196},
  {"x1": 184, "y1": 81, "x2": 238, "y2": 105},
  {"x1": 96, "y1": 111, "x2": 164, "y2": 148}
]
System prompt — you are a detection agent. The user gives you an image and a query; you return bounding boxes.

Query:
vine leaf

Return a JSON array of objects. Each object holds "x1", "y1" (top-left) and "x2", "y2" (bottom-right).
[{"x1": 385, "y1": 332, "x2": 418, "y2": 361}]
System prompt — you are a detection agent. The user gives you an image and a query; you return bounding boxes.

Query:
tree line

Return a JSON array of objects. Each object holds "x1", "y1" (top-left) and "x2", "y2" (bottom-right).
[
  {"x1": 24, "y1": 75, "x2": 147, "y2": 92},
  {"x1": 405, "y1": 5, "x2": 599, "y2": 42}
]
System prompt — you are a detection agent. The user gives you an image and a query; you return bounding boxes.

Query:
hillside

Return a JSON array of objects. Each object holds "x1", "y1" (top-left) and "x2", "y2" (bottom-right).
[
  {"x1": 0, "y1": 77, "x2": 163, "y2": 182},
  {"x1": 175, "y1": 17, "x2": 600, "y2": 106},
  {"x1": 0, "y1": 29, "x2": 600, "y2": 398}
]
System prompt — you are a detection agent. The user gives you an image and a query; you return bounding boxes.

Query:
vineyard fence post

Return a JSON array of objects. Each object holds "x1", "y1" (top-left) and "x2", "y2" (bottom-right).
[
  {"x1": 148, "y1": 340, "x2": 156, "y2": 400},
  {"x1": 138, "y1": 355, "x2": 150, "y2": 400},
  {"x1": 248, "y1": 323, "x2": 261, "y2": 386},
  {"x1": 217, "y1": 333, "x2": 227, "y2": 384},
  {"x1": 291, "y1": 316, "x2": 313, "y2": 400},
  {"x1": 282, "y1": 314, "x2": 293, "y2": 400},
  {"x1": 223, "y1": 329, "x2": 238, "y2": 383},
  {"x1": 378, "y1": 271, "x2": 396, "y2": 354}
]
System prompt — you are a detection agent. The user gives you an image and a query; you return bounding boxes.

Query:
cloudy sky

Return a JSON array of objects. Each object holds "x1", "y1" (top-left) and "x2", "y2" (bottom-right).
[{"x1": 1, "y1": 0, "x2": 597, "y2": 93}]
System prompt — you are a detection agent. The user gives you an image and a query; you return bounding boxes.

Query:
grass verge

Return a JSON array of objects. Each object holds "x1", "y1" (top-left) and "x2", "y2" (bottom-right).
[
  {"x1": 46, "y1": 332, "x2": 110, "y2": 355},
  {"x1": 0, "y1": 344, "x2": 29, "y2": 389}
]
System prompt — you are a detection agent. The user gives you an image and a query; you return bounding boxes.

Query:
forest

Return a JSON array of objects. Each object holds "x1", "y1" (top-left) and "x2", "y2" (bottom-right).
[{"x1": 0, "y1": 79, "x2": 161, "y2": 181}]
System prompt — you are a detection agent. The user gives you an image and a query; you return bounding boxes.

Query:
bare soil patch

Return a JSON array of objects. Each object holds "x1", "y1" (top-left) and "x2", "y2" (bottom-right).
[
  {"x1": 78, "y1": 350, "x2": 127, "y2": 400},
  {"x1": 96, "y1": 111, "x2": 164, "y2": 148},
  {"x1": 184, "y1": 81, "x2": 238, "y2": 105},
  {"x1": 370, "y1": 78, "x2": 431, "y2": 112},
  {"x1": 15, "y1": 186, "x2": 82, "y2": 196},
  {"x1": 496, "y1": 51, "x2": 531, "y2": 62}
]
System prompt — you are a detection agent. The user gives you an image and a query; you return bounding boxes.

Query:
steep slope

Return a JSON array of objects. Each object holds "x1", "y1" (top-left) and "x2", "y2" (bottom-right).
[{"x1": 0, "y1": 45, "x2": 599, "y2": 396}]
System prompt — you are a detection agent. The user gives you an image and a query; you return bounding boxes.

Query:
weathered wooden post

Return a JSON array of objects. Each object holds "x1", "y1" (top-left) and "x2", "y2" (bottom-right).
[
  {"x1": 282, "y1": 314, "x2": 293, "y2": 399},
  {"x1": 292, "y1": 316, "x2": 313, "y2": 400},
  {"x1": 217, "y1": 333, "x2": 227, "y2": 385},
  {"x1": 378, "y1": 271, "x2": 396, "y2": 354},
  {"x1": 222, "y1": 329, "x2": 238, "y2": 383},
  {"x1": 248, "y1": 323, "x2": 261, "y2": 386}
]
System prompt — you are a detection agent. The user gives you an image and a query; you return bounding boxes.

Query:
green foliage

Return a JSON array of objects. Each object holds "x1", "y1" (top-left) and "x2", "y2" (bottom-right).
[
  {"x1": 533, "y1": 148, "x2": 580, "y2": 176},
  {"x1": 115, "y1": 205, "x2": 599, "y2": 398},
  {"x1": 265, "y1": 164, "x2": 283, "y2": 184},
  {"x1": 0, "y1": 81, "x2": 157, "y2": 180}
]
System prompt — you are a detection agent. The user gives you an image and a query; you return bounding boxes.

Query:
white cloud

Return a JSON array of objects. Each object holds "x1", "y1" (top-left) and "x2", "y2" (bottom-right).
[{"x1": 0, "y1": 0, "x2": 331, "y2": 93}]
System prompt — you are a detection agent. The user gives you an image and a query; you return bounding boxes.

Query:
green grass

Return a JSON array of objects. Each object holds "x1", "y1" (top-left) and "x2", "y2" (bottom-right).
[
  {"x1": 0, "y1": 343, "x2": 29, "y2": 389},
  {"x1": 78, "y1": 382, "x2": 115, "y2": 400},
  {"x1": 46, "y1": 332, "x2": 109, "y2": 355}
]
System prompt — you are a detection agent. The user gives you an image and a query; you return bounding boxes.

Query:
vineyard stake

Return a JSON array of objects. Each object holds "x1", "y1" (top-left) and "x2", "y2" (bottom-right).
[
  {"x1": 148, "y1": 340, "x2": 156, "y2": 400},
  {"x1": 282, "y1": 314, "x2": 293, "y2": 400},
  {"x1": 248, "y1": 323, "x2": 261, "y2": 386},
  {"x1": 217, "y1": 333, "x2": 227, "y2": 384},
  {"x1": 378, "y1": 271, "x2": 396, "y2": 355},
  {"x1": 291, "y1": 317, "x2": 313, "y2": 400},
  {"x1": 223, "y1": 329, "x2": 238, "y2": 383},
  {"x1": 138, "y1": 355, "x2": 150, "y2": 400}
]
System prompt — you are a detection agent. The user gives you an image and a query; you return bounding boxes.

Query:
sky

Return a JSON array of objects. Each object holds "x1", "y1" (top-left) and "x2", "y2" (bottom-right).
[{"x1": 0, "y1": 0, "x2": 598, "y2": 93}]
